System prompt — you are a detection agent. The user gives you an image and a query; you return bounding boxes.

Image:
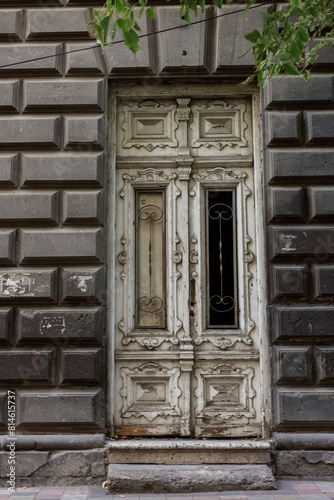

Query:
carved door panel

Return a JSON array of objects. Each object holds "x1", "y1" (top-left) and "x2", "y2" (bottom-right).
[{"x1": 114, "y1": 92, "x2": 263, "y2": 438}]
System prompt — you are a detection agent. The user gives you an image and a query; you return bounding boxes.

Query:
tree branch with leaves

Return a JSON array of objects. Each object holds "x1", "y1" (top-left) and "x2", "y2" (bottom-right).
[{"x1": 91, "y1": 0, "x2": 334, "y2": 85}]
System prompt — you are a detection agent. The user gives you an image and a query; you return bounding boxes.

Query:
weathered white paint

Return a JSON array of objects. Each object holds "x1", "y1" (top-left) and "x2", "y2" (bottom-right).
[{"x1": 108, "y1": 84, "x2": 269, "y2": 439}]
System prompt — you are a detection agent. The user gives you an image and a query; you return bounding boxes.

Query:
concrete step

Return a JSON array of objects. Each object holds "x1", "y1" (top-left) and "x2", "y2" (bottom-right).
[
  {"x1": 107, "y1": 463, "x2": 277, "y2": 493},
  {"x1": 108, "y1": 438, "x2": 272, "y2": 465}
]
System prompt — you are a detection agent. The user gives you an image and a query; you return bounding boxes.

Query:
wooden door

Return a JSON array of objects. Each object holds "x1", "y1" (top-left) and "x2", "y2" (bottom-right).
[{"x1": 113, "y1": 89, "x2": 263, "y2": 438}]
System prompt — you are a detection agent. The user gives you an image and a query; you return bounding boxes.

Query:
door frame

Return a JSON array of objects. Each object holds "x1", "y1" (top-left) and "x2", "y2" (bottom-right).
[{"x1": 106, "y1": 83, "x2": 271, "y2": 438}]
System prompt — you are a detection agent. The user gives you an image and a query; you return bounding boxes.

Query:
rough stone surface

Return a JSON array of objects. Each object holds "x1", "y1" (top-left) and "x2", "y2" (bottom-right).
[
  {"x1": 217, "y1": 5, "x2": 268, "y2": 71},
  {"x1": 64, "y1": 116, "x2": 104, "y2": 148},
  {"x1": 0, "y1": 44, "x2": 63, "y2": 74},
  {"x1": 268, "y1": 187, "x2": 305, "y2": 222},
  {"x1": 0, "y1": 155, "x2": 17, "y2": 186},
  {"x1": 275, "y1": 346, "x2": 312, "y2": 385},
  {"x1": 270, "y1": 227, "x2": 334, "y2": 259},
  {"x1": 278, "y1": 391, "x2": 334, "y2": 424},
  {"x1": 107, "y1": 464, "x2": 276, "y2": 493},
  {"x1": 264, "y1": 76, "x2": 334, "y2": 108},
  {"x1": 0, "y1": 230, "x2": 16, "y2": 265},
  {"x1": 65, "y1": 43, "x2": 105, "y2": 75},
  {"x1": 0, "y1": 449, "x2": 106, "y2": 486},
  {"x1": 315, "y1": 347, "x2": 334, "y2": 384},
  {"x1": 62, "y1": 190, "x2": 103, "y2": 224},
  {"x1": 275, "y1": 450, "x2": 334, "y2": 478},
  {"x1": 309, "y1": 187, "x2": 334, "y2": 220},
  {"x1": 266, "y1": 112, "x2": 302, "y2": 145},
  {"x1": 0, "y1": 268, "x2": 57, "y2": 301},
  {"x1": 274, "y1": 432, "x2": 334, "y2": 450},
  {"x1": 0, "y1": 80, "x2": 20, "y2": 110},
  {"x1": 0, "y1": 117, "x2": 61, "y2": 148},
  {"x1": 60, "y1": 267, "x2": 103, "y2": 303},
  {"x1": 23, "y1": 79, "x2": 105, "y2": 111},
  {"x1": 313, "y1": 266, "x2": 334, "y2": 299},
  {"x1": 17, "y1": 307, "x2": 104, "y2": 344},
  {"x1": 271, "y1": 265, "x2": 307, "y2": 300},
  {"x1": 0, "y1": 350, "x2": 54, "y2": 383},
  {"x1": 268, "y1": 151, "x2": 334, "y2": 180},
  {"x1": 0, "y1": 192, "x2": 59, "y2": 224},
  {"x1": 26, "y1": 8, "x2": 91, "y2": 39},
  {"x1": 158, "y1": 7, "x2": 208, "y2": 73},
  {"x1": 16, "y1": 390, "x2": 105, "y2": 430},
  {"x1": 20, "y1": 228, "x2": 103, "y2": 264},
  {"x1": 305, "y1": 112, "x2": 334, "y2": 144},
  {"x1": 108, "y1": 439, "x2": 271, "y2": 465},
  {"x1": 22, "y1": 153, "x2": 104, "y2": 187},
  {"x1": 271, "y1": 306, "x2": 334, "y2": 340},
  {"x1": 0, "y1": 433, "x2": 106, "y2": 451},
  {"x1": 0, "y1": 308, "x2": 12, "y2": 345},
  {"x1": 60, "y1": 349, "x2": 103, "y2": 384},
  {"x1": 0, "y1": 9, "x2": 23, "y2": 40}
]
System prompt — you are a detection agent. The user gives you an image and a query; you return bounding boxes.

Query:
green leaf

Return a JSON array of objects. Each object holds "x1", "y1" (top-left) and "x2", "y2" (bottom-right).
[
  {"x1": 147, "y1": 7, "x2": 156, "y2": 19},
  {"x1": 244, "y1": 29, "x2": 261, "y2": 43},
  {"x1": 123, "y1": 29, "x2": 140, "y2": 52},
  {"x1": 284, "y1": 60, "x2": 301, "y2": 75},
  {"x1": 198, "y1": 0, "x2": 205, "y2": 11},
  {"x1": 115, "y1": 0, "x2": 126, "y2": 14}
]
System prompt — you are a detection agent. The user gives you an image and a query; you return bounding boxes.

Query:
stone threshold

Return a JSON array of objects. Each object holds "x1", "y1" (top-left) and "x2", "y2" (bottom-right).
[{"x1": 108, "y1": 438, "x2": 272, "y2": 464}]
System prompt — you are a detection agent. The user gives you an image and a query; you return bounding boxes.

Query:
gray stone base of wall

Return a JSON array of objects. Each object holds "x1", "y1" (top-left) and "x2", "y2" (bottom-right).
[
  {"x1": 0, "y1": 434, "x2": 107, "y2": 486},
  {"x1": 0, "y1": 448, "x2": 106, "y2": 487},
  {"x1": 2, "y1": 433, "x2": 334, "y2": 487},
  {"x1": 274, "y1": 450, "x2": 334, "y2": 479},
  {"x1": 273, "y1": 433, "x2": 334, "y2": 479},
  {"x1": 0, "y1": 449, "x2": 107, "y2": 487}
]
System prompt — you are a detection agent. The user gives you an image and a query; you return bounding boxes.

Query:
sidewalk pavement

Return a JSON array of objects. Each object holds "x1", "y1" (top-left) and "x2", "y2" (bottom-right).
[{"x1": 1, "y1": 481, "x2": 334, "y2": 500}]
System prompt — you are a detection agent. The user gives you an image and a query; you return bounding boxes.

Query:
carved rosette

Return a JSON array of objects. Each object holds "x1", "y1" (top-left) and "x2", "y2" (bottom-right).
[
  {"x1": 120, "y1": 362, "x2": 182, "y2": 421},
  {"x1": 194, "y1": 363, "x2": 256, "y2": 421}
]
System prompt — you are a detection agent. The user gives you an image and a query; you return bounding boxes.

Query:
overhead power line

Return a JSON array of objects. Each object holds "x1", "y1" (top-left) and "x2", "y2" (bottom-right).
[{"x1": 0, "y1": 1, "x2": 277, "y2": 69}]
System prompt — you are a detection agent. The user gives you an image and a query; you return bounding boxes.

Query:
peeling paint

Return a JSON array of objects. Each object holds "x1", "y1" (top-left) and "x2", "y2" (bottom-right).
[
  {"x1": 69, "y1": 274, "x2": 93, "y2": 292},
  {"x1": 0, "y1": 273, "x2": 35, "y2": 296},
  {"x1": 279, "y1": 234, "x2": 297, "y2": 252}
]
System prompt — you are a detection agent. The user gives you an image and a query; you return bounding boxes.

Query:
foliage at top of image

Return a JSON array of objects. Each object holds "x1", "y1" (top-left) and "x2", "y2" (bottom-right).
[{"x1": 90, "y1": 0, "x2": 334, "y2": 85}]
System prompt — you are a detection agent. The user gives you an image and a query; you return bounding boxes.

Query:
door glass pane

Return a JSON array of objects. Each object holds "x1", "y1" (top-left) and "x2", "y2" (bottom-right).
[
  {"x1": 207, "y1": 190, "x2": 237, "y2": 328},
  {"x1": 136, "y1": 191, "x2": 166, "y2": 329}
]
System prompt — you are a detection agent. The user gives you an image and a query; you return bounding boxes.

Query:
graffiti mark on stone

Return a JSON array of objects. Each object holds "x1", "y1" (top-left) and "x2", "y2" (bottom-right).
[
  {"x1": 40, "y1": 315, "x2": 66, "y2": 335},
  {"x1": 280, "y1": 234, "x2": 297, "y2": 252},
  {"x1": 69, "y1": 274, "x2": 93, "y2": 293},
  {"x1": 0, "y1": 273, "x2": 34, "y2": 296}
]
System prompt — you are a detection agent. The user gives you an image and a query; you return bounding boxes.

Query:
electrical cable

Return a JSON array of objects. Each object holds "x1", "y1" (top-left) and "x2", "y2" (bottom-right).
[{"x1": 0, "y1": 0, "x2": 277, "y2": 69}]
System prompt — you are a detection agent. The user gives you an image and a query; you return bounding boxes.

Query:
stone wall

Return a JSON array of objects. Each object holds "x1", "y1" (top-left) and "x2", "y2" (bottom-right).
[
  {"x1": 263, "y1": 75, "x2": 334, "y2": 477},
  {"x1": 0, "y1": 0, "x2": 334, "y2": 484},
  {"x1": 0, "y1": 0, "x2": 108, "y2": 485}
]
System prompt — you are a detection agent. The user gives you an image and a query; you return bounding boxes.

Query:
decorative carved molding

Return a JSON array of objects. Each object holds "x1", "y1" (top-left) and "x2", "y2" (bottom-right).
[
  {"x1": 189, "y1": 235, "x2": 199, "y2": 266},
  {"x1": 176, "y1": 98, "x2": 191, "y2": 122},
  {"x1": 118, "y1": 167, "x2": 181, "y2": 349},
  {"x1": 194, "y1": 363, "x2": 256, "y2": 421},
  {"x1": 190, "y1": 100, "x2": 248, "y2": 151},
  {"x1": 121, "y1": 100, "x2": 178, "y2": 151},
  {"x1": 120, "y1": 362, "x2": 181, "y2": 421}
]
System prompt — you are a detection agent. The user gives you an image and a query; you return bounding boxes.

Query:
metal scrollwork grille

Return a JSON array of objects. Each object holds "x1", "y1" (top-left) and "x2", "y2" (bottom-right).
[{"x1": 207, "y1": 191, "x2": 237, "y2": 327}]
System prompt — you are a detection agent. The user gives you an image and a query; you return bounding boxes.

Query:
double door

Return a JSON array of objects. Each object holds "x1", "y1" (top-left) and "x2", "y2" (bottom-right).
[{"x1": 113, "y1": 92, "x2": 263, "y2": 438}]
